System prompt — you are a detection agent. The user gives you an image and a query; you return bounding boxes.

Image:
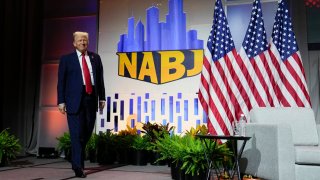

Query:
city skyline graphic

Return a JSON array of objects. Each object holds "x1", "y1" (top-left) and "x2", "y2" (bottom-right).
[{"x1": 117, "y1": 0, "x2": 204, "y2": 52}]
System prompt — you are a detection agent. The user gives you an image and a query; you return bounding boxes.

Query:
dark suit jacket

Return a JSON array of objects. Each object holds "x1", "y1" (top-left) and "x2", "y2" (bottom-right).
[{"x1": 57, "y1": 51, "x2": 106, "y2": 113}]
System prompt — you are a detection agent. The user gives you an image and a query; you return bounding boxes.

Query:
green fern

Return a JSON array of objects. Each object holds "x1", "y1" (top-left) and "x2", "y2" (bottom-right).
[{"x1": 0, "y1": 129, "x2": 21, "y2": 164}]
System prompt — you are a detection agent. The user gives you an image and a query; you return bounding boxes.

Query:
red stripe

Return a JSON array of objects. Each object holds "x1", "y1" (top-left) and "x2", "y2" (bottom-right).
[
  {"x1": 268, "y1": 49, "x2": 304, "y2": 106},
  {"x1": 198, "y1": 57, "x2": 210, "y2": 131},
  {"x1": 214, "y1": 57, "x2": 236, "y2": 122},
  {"x1": 268, "y1": 48, "x2": 290, "y2": 106},
  {"x1": 228, "y1": 50, "x2": 251, "y2": 116},
  {"x1": 199, "y1": 56, "x2": 226, "y2": 135},
  {"x1": 262, "y1": 50, "x2": 283, "y2": 106},
  {"x1": 199, "y1": 56, "x2": 212, "y2": 120},
  {"x1": 199, "y1": 54, "x2": 234, "y2": 135},
  {"x1": 199, "y1": 60, "x2": 211, "y2": 113},
  {"x1": 282, "y1": 59, "x2": 308, "y2": 107},
  {"x1": 206, "y1": 118, "x2": 216, "y2": 135},
  {"x1": 207, "y1": 58, "x2": 230, "y2": 134},
  {"x1": 251, "y1": 53, "x2": 274, "y2": 106},
  {"x1": 236, "y1": 54, "x2": 266, "y2": 107},
  {"x1": 288, "y1": 53, "x2": 311, "y2": 106}
]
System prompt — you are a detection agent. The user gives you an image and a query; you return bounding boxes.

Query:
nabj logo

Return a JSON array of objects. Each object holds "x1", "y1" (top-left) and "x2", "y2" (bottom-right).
[{"x1": 117, "y1": 0, "x2": 204, "y2": 84}]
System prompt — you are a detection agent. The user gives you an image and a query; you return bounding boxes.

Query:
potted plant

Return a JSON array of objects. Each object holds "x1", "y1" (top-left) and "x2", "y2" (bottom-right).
[
  {"x1": 96, "y1": 130, "x2": 117, "y2": 164},
  {"x1": 142, "y1": 122, "x2": 174, "y2": 165},
  {"x1": 153, "y1": 124, "x2": 234, "y2": 180},
  {"x1": 56, "y1": 132, "x2": 71, "y2": 161},
  {"x1": 141, "y1": 122, "x2": 174, "y2": 142},
  {"x1": 179, "y1": 134, "x2": 208, "y2": 179},
  {"x1": 0, "y1": 128, "x2": 21, "y2": 166},
  {"x1": 131, "y1": 135, "x2": 150, "y2": 165},
  {"x1": 85, "y1": 133, "x2": 98, "y2": 163},
  {"x1": 116, "y1": 125, "x2": 138, "y2": 164},
  {"x1": 153, "y1": 133, "x2": 183, "y2": 179}
]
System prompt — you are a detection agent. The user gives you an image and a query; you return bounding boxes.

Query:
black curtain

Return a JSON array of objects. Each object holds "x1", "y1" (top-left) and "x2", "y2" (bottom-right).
[{"x1": 0, "y1": 0, "x2": 43, "y2": 154}]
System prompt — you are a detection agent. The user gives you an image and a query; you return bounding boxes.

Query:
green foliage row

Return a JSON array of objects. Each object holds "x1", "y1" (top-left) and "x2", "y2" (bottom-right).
[
  {"x1": 55, "y1": 123, "x2": 233, "y2": 177},
  {"x1": 56, "y1": 132, "x2": 71, "y2": 154},
  {"x1": 0, "y1": 129, "x2": 22, "y2": 165}
]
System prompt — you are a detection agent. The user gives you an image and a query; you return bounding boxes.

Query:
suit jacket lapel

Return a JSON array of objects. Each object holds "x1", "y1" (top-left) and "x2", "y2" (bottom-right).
[{"x1": 73, "y1": 51, "x2": 84, "y2": 83}]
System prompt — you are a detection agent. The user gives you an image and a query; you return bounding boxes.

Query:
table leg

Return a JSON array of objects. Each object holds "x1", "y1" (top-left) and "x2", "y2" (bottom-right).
[{"x1": 201, "y1": 139, "x2": 212, "y2": 180}]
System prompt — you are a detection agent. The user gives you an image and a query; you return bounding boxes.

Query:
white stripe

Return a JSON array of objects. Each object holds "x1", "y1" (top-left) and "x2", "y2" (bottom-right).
[
  {"x1": 263, "y1": 50, "x2": 281, "y2": 107},
  {"x1": 237, "y1": 48, "x2": 259, "y2": 107},
  {"x1": 241, "y1": 49, "x2": 271, "y2": 106},
  {"x1": 269, "y1": 42, "x2": 294, "y2": 106},
  {"x1": 201, "y1": 47, "x2": 235, "y2": 135},
  {"x1": 207, "y1": 84, "x2": 226, "y2": 135},
  {"x1": 224, "y1": 51, "x2": 250, "y2": 120},
  {"x1": 288, "y1": 51, "x2": 309, "y2": 92},
  {"x1": 270, "y1": 43, "x2": 299, "y2": 106},
  {"x1": 282, "y1": 55, "x2": 310, "y2": 107},
  {"x1": 206, "y1": 50, "x2": 234, "y2": 133}
]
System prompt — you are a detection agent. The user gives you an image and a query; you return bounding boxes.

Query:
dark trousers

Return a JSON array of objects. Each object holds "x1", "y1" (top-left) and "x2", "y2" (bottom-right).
[{"x1": 67, "y1": 91, "x2": 96, "y2": 170}]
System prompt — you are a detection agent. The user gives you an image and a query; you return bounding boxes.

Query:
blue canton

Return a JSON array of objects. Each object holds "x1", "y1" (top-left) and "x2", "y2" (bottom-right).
[
  {"x1": 207, "y1": 0, "x2": 235, "y2": 62},
  {"x1": 271, "y1": 0, "x2": 298, "y2": 61},
  {"x1": 242, "y1": 0, "x2": 268, "y2": 59}
]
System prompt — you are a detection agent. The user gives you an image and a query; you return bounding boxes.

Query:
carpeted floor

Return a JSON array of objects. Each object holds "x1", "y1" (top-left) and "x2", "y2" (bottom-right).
[{"x1": 0, "y1": 156, "x2": 172, "y2": 180}]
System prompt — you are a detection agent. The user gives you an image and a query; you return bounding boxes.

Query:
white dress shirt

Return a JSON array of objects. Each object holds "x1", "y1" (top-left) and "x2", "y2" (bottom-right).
[{"x1": 76, "y1": 50, "x2": 95, "y2": 85}]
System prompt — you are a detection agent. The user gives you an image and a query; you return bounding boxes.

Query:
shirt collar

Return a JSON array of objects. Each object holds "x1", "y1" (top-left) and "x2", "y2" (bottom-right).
[{"x1": 76, "y1": 49, "x2": 87, "y2": 57}]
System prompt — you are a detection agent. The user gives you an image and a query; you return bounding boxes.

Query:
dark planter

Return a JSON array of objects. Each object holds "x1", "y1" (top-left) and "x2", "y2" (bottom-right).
[
  {"x1": 64, "y1": 148, "x2": 72, "y2": 162},
  {"x1": 172, "y1": 161, "x2": 186, "y2": 180},
  {"x1": 0, "y1": 155, "x2": 8, "y2": 167},
  {"x1": 97, "y1": 141, "x2": 116, "y2": 164},
  {"x1": 171, "y1": 161, "x2": 185, "y2": 180},
  {"x1": 170, "y1": 162, "x2": 176, "y2": 179},
  {"x1": 88, "y1": 149, "x2": 97, "y2": 163},
  {"x1": 150, "y1": 151, "x2": 167, "y2": 166},
  {"x1": 176, "y1": 168, "x2": 186, "y2": 180},
  {"x1": 117, "y1": 148, "x2": 132, "y2": 164},
  {"x1": 132, "y1": 149, "x2": 148, "y2": 165}
]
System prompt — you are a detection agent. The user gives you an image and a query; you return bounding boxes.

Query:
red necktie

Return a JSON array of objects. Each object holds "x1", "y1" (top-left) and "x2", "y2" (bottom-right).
[{"x1": 81, "y1": 53, "x2": 92, "y2": 94}]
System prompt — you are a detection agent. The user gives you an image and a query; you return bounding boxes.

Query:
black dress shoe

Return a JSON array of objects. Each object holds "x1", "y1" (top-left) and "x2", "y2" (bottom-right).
[{"x1": 74, "y1": 168, "x2": 87, "y2": 178}]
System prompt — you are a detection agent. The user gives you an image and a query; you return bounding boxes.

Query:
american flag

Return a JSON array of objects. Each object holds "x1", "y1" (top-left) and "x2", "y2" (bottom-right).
[
  {"x1": 268, "y1": 0, "x2": 311, "y2": 107},
  {"x1": 198, "y1": 0, "x2": 239, "y2": 135},
  {"x1": 198, "y1": 0, "x2": 311, "y2": 135},
  {"x1": 236, "y1": 0, "x2": 282, "y2": 120}
]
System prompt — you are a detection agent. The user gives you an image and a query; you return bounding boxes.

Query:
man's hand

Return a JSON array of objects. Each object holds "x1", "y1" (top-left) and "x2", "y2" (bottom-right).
[
  {"x1": 58, "y1": 103, "x2": 66, "y2": 114},
  {"x1": 99, "y1": 101, "x2": 105, "y2": 111}
]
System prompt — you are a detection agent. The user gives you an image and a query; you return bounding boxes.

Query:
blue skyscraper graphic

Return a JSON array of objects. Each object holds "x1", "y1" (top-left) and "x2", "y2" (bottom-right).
[
  {"x1": 117, "y1": 0, "x2": 203, "y2": 52},
  {"x1": 125, "y1": 17, "x2": 135, "y2": 52},
  {"x1": 135, "y1": 20, "x2": 144, "y2": 51},
  {"x1": 166, "y1": 0, "x2": 187, "y2": 50},
  {"x1": 146, "y1": 6, "x2": 161, "y2": 51}
]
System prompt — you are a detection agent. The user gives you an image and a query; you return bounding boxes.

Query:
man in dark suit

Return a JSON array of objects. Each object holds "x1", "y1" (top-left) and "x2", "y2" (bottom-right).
[{"x1": 57, "y1": 31, "x2": 105, "y2": 178}]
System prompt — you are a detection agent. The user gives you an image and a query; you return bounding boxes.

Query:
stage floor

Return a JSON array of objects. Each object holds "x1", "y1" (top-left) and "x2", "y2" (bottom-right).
[{"x1": 0, "y1": 156, "x2": 171, "y2": 180}]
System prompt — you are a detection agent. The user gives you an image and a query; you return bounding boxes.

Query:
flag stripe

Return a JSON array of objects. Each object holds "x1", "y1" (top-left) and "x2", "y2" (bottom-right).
[
  {"x1": 267, "y1": 46, "x2": 290, "y2": 106},
  {"x1": 260, "y1": 51, "x2": 281, "y2": 107},
  {"x1": 237, "y1": 50, "x2": 266, "y2": 107},
  {"x1": 286, "y1": 53, "x2": 311, "y2": 105},
  {"x1": 250, "y1": 53, "x2": 274, "y2": 106}
]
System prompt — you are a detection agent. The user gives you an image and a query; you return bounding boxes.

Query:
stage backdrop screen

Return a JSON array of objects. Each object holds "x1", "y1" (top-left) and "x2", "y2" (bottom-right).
[{"x1": 97, "y1": 0, "x2": 277, "y2": 134}]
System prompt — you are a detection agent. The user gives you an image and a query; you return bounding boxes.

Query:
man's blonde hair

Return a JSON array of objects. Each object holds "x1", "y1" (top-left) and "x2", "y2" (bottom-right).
[{"x1": 73, "y1": 31, "x2": 89, "y2": 41}]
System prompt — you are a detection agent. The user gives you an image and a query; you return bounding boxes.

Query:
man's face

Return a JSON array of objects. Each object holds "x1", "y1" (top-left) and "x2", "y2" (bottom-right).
[{"x1": 73, "y1": 35, "x2": 88, "y2": 53}]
